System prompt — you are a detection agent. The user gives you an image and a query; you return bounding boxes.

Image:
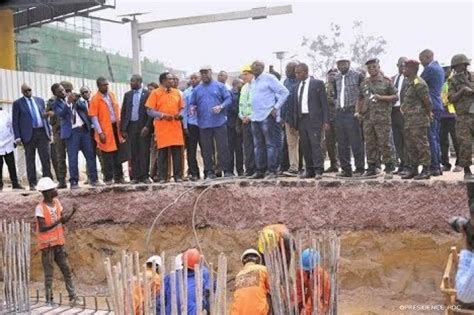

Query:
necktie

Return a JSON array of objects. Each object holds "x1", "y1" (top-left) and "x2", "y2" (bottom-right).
[
  {"x1": 27, "y1": 98, "x2": 39, "y2": 127},
  {"x1": 72, "y1": 103, "x2": 77, "y2": 124},
  {"x1": 340, "y1": 75, "x2": 346, "y2": 108},
  {"x1": 298, "y1": 80, "x2": 306, "y2": 112}
]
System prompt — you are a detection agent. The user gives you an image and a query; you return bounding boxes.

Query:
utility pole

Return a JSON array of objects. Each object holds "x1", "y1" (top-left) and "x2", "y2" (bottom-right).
[{"x1": 122, "y1": 5, "x2": 292, "y2": 75}]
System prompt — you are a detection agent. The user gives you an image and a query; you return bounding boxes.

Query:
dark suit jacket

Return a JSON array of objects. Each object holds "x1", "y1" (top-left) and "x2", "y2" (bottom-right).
[
  {"x1": 12, "y1": 96, "x2": 51, "y2": 143},
  {"x1": 51, "y1": 98, "x2": 92, "y2": 140},
  {"x1": 291, "y1": 77, "x2": 329, "y2": 129},
  {"x1": 120, "y1": 89, "x2": 152, "y2": 132},
  {"x1": 391, "y1": 74, "x2": 407, "y2": 105}
]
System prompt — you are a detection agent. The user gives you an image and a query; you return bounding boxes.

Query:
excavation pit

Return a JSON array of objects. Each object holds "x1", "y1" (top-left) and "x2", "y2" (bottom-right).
[{"x1": 1, "y1": 178, "x2": 468, "y2": 314}]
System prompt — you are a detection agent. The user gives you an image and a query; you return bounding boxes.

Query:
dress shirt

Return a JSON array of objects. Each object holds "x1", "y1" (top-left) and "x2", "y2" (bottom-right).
[
  {"x1": 340, "y1": 75, "x2": 346, "y2": 108},
  {"x1": 0, "y1": 108, "x2": 15, "y2": 155},
  {"x1": 131, "y1": 88, "x2": 142, "y2": 122},
  {"x1": 24, "y1": 96, "x2": 43, "y2": 128},
  {"x1": 102, "y1": 93, "x2": 116, "y2": 123},
  {"x1": 183, "y1": 86, "x2": 197, "y2": 128},
  {"x1": 68, "y1": 101, "x2": 84, "y2": 128},
  {"x1": 298, "y1": 78, "x2": 310, "y2": 114},
  {"x1": 249, "y1": 73, "x2": 289, "y2": 122},
  {"x1": 393, "y1": 74, "x2": 404, "y2": 107},
  {"x1": 190, "y1": 80, "x2": 231, "y2": 129}
]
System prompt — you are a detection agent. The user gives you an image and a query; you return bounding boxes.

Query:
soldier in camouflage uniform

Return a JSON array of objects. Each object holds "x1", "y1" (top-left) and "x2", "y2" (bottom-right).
[
  {"x1": 46, "y1": 81, "x2": 69, "y2": 189},
  {"x1": 323, "y1": 68, "x2": 339, "y2": 172},
  {"x1": 400, "y1": 60, "x2": 433, "y2": 180},
  {"x1": 357, "y1": 58, "x2": 398, "y2": 179},
  {"x1": 448, "y1": 54, "x2": 474, "y2": 180}
]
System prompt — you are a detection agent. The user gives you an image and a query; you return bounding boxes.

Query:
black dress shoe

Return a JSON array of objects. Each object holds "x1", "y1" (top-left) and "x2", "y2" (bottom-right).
[
  {"x1": 57, "y1": 180, "x2": 67, "y2": 189},
  {"x1": 249, "y1": 172, "x2": 264, "y2": 179},
  {"x1": 414, "y1": 167, "x2": 431, "y2": 180},
  {"x1": 12, "y1": 183, "x2": 25, "y2": 190},
  {"x1": 141, "y1": 178, "x2": 152, "y2": 184},
  {"x1": 336, "y1": 170, "x2": 352, "y2": 178},
  {"x1": 431, "y1": 169, "x2": 442, "y2": 177},
  {"x1": 324, "y1": 165, "x2": 339, "y2": 173},
  {"x1": 131, "y1": 179, "x2": 140, "y2": 184},
  {"x1": 298, "y1": 172, "x2": 315, "y2": 179}
]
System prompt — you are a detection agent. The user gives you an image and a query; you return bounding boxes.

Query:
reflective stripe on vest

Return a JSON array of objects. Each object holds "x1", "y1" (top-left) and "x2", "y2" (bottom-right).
[{"x1": 36, "y1": 198, "x2": 65, "y2": 250}]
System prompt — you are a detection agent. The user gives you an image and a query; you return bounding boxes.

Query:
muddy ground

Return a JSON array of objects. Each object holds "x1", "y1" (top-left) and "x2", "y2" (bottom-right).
[{"x1": 0, "y1": 179, "x2": 470, "y2": 314}]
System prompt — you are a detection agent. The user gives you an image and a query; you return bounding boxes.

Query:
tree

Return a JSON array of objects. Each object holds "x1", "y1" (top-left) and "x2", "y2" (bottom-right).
[{"x1": 301, "y1": 21, "x2": 387, "y2": 78}]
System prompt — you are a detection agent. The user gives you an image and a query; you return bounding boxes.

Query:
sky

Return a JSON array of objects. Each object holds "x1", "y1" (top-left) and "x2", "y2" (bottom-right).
[{"x1": 93, "y1": 0, "x2": 473, "y2": 78}]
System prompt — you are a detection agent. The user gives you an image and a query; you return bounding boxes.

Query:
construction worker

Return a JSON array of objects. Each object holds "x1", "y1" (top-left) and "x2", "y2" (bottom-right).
[
  {"x1": 296, "y1": 249, "x2": 331, "y2": 315},
  {"x1": 35, "y1": 177, "x2": 81, "y2": 306},
  {"x1": 230, "y1": 248, "x2": 271, "y2": 315},
  {"x1": 133, "y1": 255, "x2": 161, "y2": 315},
  {"x1": 257, "y1": 223, "x2": 293, "y2": 265},
  {"x1": 163, "y1": 248, "x2": 211, "y2": 315}
]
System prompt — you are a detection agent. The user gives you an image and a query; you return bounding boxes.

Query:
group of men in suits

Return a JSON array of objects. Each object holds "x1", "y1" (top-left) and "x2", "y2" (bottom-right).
[{"x1": 6, "y1": 48, "x2": 471, "y2": 189}]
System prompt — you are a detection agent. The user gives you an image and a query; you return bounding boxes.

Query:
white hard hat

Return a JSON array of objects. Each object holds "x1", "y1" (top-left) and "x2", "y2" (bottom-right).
[
  {"x1": 37, "y1": 177, "x2": 57, "y2": 192},
  {"x1": 241, "y1": 248, "x2": 262, "y2": 263},
  {"x1": 175, "y1": 253, "x2": 183, "y2": 270},
  {"x1": 146, "y1": 255, "x2": 162, "y2": 267}
]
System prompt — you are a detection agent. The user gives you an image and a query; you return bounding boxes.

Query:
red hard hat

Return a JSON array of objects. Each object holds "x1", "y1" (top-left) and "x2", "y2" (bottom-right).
[{"x1": 183, "y1": 248, "x2": 201, "y2": 270}]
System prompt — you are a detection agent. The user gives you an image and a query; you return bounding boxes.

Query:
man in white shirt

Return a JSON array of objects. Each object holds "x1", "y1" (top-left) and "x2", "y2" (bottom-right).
[
  {"x1": 0, "y1": 104, "x2": 24, "y2": 191},
  {"x1": 392, "y1": 57, "x2": 408, "y2": 174},
  {"x1": 293, "y1": 63, "x2": 329, "y2": 180}
]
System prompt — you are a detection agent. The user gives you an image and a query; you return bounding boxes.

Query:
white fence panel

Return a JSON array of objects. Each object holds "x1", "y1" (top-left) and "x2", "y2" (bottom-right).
[{"x1": 0, "y1": 69, "x2": 129, "y2": 107}]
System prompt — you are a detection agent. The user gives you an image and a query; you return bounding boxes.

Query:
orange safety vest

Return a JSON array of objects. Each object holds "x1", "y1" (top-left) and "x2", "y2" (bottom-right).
[
  {"x1": 36, "y1": 198, "x2": 65, "y2": 250},
  {"x1": 230, "y1": 262, "x2": 270, "y2": 315}
]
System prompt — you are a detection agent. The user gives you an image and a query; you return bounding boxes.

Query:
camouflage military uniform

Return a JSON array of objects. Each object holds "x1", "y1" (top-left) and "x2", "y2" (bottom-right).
[
  {"x1": 401, "y1": 77, "x2": 431, "y2": 167},
  {"x1": 359, "y1": 74, "x2": 397, "y2": 167},
  {"x1": 46, "y1": 97, "x2": 67, "y2": 184},
  {"x1": 323, "y1": 81, "x2": 338, "y2": 167},
  {"x1": 448, "y1": 72, "x2": 474, "y2": 168}
]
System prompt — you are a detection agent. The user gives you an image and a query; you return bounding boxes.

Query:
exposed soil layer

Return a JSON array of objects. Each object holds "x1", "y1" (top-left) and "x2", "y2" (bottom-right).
[
  {"x1": 27, "y1": 226, "x2": 461, "y2": 315},
  {"x1": 1, "y1": 179, "x2": 469, "y2": 314},
  {"x1": 0, "y1": 179, "x2": 469, "y2": 233}
]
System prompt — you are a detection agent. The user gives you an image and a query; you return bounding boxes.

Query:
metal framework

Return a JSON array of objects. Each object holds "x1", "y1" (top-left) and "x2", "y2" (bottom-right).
[{"x1": 0, "y1": 0, "x2": 115, "y2": 31}]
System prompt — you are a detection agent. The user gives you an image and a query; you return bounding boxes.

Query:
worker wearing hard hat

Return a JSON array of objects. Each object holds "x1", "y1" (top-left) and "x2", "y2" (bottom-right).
[
  {"x1": 162, "y1": 248, "x2": 211, "y2": 315},
  {"x1": 257, "y1": 223, "x2": 293, "y2": 265},
  {"x1": 230, "y1": 248, "x2": 271, "y2": 315},
  {"x1": 133, "y1": 255, "x2": 162, "y2": 315},
  {"x1": 34, "y1": 177, "x2": 80, "y2": 307},
  {"x1": 295, "y1": 249, "x2": 331, "y2": 315}
]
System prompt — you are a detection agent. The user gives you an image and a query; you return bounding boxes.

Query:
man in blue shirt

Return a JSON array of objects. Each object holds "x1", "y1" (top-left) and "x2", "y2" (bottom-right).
[
  {"x1": 190, "y1": 66, "x2": 233, "y2": 179},
  {"x1": 419, "y1": 49, "x2": 445, "y2": 176},
  {"x1": 183, "y1": 73, "x2": 202, "y2": 181},
  {"x1": 249, "y1": 60, "x2": 290, "y2": 179}
]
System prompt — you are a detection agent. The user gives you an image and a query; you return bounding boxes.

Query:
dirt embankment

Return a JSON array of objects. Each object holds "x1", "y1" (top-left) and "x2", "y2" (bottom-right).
[
  {"x1": 1, "y1": 180, "x2": 469, "y2": 314},
  {"x1": 0, "y1": 179, "x2": 468, "y2": 232}
]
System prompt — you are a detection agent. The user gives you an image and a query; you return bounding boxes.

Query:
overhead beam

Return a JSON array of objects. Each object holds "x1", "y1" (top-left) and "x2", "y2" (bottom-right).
[{"x1": 137, "y1": 5, "x2": 292, "y2": 34}]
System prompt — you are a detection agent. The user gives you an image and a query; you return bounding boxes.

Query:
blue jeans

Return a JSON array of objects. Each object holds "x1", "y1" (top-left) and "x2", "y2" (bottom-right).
[
  {"x1": 251, "y1": 115, "x2": 281, "y2": 173},
  {"x1": 335, "y1": 111, "x2": 365, "y2": 172},
  {"x1": 429, "y1": 111, "x2": 442, "y2": 170},
  {"x1": 66, "y1": 127, "x2": 98, "y2": 184}
]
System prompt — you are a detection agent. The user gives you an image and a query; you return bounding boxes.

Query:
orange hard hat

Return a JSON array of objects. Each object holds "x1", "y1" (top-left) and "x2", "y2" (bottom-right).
[{"x1": 183, "y1": 248, "x2": 201, "y2": 270}]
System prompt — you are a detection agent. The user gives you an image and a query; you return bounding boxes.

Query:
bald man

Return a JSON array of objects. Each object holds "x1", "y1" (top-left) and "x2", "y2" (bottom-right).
[{"x1": 12, "y1": 84, "x2": 53, "y2": 190}]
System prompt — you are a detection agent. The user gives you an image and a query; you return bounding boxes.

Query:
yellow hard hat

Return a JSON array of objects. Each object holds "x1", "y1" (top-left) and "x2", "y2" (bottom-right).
[
  {"x1": 240, "y1": 64, "x2": 252, "y2": 74},
  {"x1": 257, "y1": 228, "x2": 278, "y2": 253}
]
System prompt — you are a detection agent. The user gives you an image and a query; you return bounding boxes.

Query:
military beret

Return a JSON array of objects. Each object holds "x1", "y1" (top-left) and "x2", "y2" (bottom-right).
[
  {"x1": 404, "y1": 60, "x2": 420, "y2": 68},
  {"x1": 365, "y1": 58, "x2": 379, "y2": 65}
]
